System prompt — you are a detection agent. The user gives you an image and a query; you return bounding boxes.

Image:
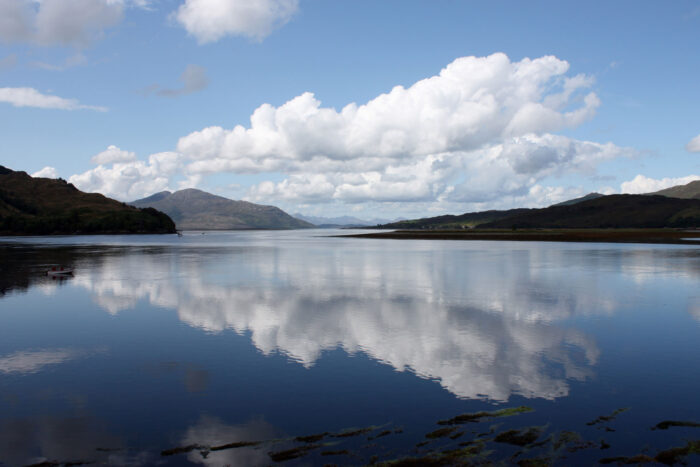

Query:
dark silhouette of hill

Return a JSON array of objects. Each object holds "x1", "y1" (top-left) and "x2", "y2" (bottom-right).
[
  {"x1": 478, "y1": 195, "x2": 700, "y2": 229},
  {"x1": 0, "y1": 166, "x2": 175, "y2": 235},
  {"x1": 130, "y1": 189, "x2": 314, "y2": 230},
  {"x1": 551, "y1": 192, "x2": 604, "y2": 206},
  {"x1": 377, "y1": 209, "x2": 531, "y2": 230},
  {"x1": 651, "y1": 179, "x2": 700, "y2": 199}
]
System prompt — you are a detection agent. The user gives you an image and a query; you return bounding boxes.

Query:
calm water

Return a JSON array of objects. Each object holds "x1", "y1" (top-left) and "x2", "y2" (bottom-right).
[{"x1": 0, "y1": 230, "x2": 699, "y2": 466}]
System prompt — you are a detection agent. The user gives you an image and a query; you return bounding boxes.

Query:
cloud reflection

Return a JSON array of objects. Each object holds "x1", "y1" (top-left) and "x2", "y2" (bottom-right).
[
  {"x1": 180, "y1": 416, "x2": 276, "y2": 466},
  {"x1": 68, "y1": 243, "x2": 620, "y2": 401},
  {"x1": 0, "y1": 348, "x2": 82, "y2": 375}
]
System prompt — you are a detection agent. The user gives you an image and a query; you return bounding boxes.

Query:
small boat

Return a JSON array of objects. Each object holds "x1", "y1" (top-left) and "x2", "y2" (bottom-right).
[{"x1": 47, "y1": 266, "x2": 74, "y2": 276}]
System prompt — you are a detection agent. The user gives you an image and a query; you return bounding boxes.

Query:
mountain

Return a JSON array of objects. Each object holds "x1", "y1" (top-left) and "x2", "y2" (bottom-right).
[
  {"x1": 376, "y1": 193, "x2": 700, "y2": 230},
  {"x1": 130, "y1": 189, "x2": 314, "y2": 230},
  {"x1": 551, "y1": 192, "x2": 604, "y2": 206},
  {"x1": 651, "y1": 180, "x2": 700, "y2": 199},
  {"x1": 0, "y1": 166, "x2": 175, "y2": 235},
  {"x1": 479, "y1": 194, "x2": 700, "y2": 229},
  {"x1": 377, "y1": 208, "x2": 531, "y2": 230},
  {"x1": 294, "y1": 213, "x2": 398, "y2": 227}
]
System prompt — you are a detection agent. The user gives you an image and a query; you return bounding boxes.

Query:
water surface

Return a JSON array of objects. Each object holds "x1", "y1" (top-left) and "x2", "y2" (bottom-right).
[{"x1": 1, "y1": 230, "x2": 699, "y2": 465}]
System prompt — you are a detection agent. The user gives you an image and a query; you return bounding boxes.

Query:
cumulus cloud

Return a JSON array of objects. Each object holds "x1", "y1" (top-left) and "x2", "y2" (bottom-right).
[
  {"x1": 687, "y1": 134, "x2": 700, "y2": 152},
  {"x1": 31, "y1": 166, "x2": 59, "y2": 178},
  {"x1": 620, "y1": 174, "x2": 700, "y2": 194},
  {"x1": 90, "y1": 145, "x2": 136, "y2": 165},
  {"x1": 68, "y1": 54, "x2": 631, "y2": 213},
  {"x1": 70, "y1": 147, "x2": 183, "y2": 200},
  {"x1": 0, "y1": 86, "x2": 106, "y2": 111},
  {"x1": 142, "y1": 64, "x2": 209, "y2": 97},
  {"x1": 174, "y1": 0, "x2": 299, "y2": 43},
  {"x1": 174, "y1": 53, "x2": 626, "y2": 211},
  {"x1": 0, "y1": 0, "x2": 148, "y2": 47}
]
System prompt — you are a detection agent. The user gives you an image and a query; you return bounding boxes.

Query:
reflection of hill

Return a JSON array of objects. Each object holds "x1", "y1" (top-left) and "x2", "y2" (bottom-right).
[{"x1": 0, "y1": 244, "x2": 85, "y2": 296}]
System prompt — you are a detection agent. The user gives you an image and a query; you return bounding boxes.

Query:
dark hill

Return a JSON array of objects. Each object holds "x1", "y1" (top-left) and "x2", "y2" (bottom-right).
[
  {"x1": 130, "y1": 189, "x2": 314, "y2": 230},
  {"x1": 479, "y1": 194, "x2": 700, "y2": 229},
  {"x1": 0, "y1": 166, "x2": 175, "y2": 235},
  {"x1": 377, "y1": 208, "x2": 530, "y2": 230},
  {"x1": 651, "y1": 180, "x2": 700, "y2": 199},
  {"x1": 551, "y1": 192, "x2": 604, "y2": 206}
]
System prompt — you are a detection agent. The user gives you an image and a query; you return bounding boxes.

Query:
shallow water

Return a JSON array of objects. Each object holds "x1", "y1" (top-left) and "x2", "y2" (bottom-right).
[{"x1": 1, "y1": 230, "x2": 699, "y2": 465}]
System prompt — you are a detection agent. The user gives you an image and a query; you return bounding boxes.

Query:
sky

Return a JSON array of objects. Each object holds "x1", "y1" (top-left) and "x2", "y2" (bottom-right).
[{"x1": 1, "y1": 0, "x2": 699, "y2": 220}]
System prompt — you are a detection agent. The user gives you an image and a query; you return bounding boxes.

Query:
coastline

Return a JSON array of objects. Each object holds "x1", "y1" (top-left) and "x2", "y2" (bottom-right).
[{"x1": 339, "y1": 229, "x2": 700, "y2": 245}]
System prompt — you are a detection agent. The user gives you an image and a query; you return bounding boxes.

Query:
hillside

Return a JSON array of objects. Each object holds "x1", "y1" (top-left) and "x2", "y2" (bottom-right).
[
  {"x1": 377, "y1": 208, "x2": 531, "y2": 230},
  {"x1": 0, "y1": 166, "x2": 175, "y2": 235},
  {"x1": 294, "y1": 213, "x2": 398, "y2": 227},
  {"x1": 479, "y1": 194, "x2": 700, "y2": 229},
  {"x1": 130, "y1": 189, "x2": 314, "y2": 230},
  {"x1": 651, "y1": 179, "x2": 700, "y2": 199},
  {"x1": 551, "y1": 192, "x2": 604, "y2": 206}
]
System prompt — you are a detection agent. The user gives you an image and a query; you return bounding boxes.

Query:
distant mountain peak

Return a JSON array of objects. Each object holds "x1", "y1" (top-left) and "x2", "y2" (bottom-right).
[
  {"x1": 651, "y1": 179, "x2": 700, "y2": 199},
  {"x1": 130, "y1": 189, "x2": 313, "y2": 230}
]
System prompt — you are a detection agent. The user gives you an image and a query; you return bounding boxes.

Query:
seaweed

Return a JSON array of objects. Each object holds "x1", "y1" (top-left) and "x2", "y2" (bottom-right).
[
  {"x1": 652, "y1": 420, "x2": 700, "y2": 430},
  {"x1": 333, "y1": 427, "x2": 373, "y2": 438},
  {"x1": 516, "y1": 457, "x2": 553, "y2": 467},
  {"x1": 295, "y1": 432, "x2": 329, "y2": 443},
  {"x1": 210, "y1": 440, "x2": 260, "y2": 451},
  {"x1": 161, "y1": 444, "x2": 203, "y2": 456},
  {"x1": 586, "y1": 408, "x2": 629, "y2": 427},
  {"x1": 321, "y1": 449, "x2": 350, "y2": 456},
  {"x1": 425, "y1": 427, "x2": 458, "y2": 439},
  {"x1": 438, "y1": 406, "x2": 533, "y2": 425},
  {"x1": 494, "y1": 427, "x2": 542, "y2": 447},
  {"x1": 599, "y1": 455, "x2": 655, "y2": 464},
  {"x1": 268, "y1": 444, "x2": 320, "y2": 462},
  {"x1": 654, "y1": 440, "x2": 700, "y2": 465},
  {"x1": 598, "y1": 440, "x2": 700, "y2": 466}
]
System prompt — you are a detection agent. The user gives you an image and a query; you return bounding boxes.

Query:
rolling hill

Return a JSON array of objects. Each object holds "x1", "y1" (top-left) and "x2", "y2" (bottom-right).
[
  {"x1": 0, "y1": 166, "x2": 175, "y2": 235},
  {"x1": 130, "y1": 189, "x2": 314, "y2": 230},
  {"x1": 651, "y1": 179, "x2": 700, "y2": 199},
  {"x1": 376, "y1": 193, "x2": 700, "y2": 230},
  {"x1": 478, "y1": 194, "x2": 700, "y2": 229}
]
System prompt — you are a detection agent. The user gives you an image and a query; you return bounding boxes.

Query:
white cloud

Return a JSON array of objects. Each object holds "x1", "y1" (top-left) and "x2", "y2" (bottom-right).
[
  {"x1": 620, "y1": 174, "x2": 700, "y2": 194},
  {"x1": 69, "y1": 54, "x2": 631, "y2": 215},
  {"x1": 687, "y1": 134, "x2": 700, "y2": 152},
  {"x1": 173, "y1": 53, "x2": 627, "y2": 212},
  {"x1": 174, "y1": 0, "x2": 299, "y2": 43},
  {"x1": 31, "y1": 166, "x2": 59, "y2": 178},
  {"x1": 90, "y1": 145, "x2": 136, "y2": 165},
  {"x1": 143, "y1": 64, "x2": 209, "y2": 97},
  {"x1": 0, "y1": 0, "x2": 149, "y2": 47},
  {"x1": 0, "y1": 86, "x2": 107, "y2": 111},
  {"x1": 70, "y1": 148, "x2": 183, "y2": 200}
]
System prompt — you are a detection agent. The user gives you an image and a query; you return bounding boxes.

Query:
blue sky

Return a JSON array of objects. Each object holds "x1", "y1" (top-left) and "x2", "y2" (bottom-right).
[{"x1": 1, "y1": 0, "x2": 699, "y2": 219}]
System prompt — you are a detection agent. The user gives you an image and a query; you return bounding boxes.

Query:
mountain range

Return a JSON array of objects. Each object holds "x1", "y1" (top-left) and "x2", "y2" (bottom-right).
[
  {"x1": 0, "y1": 166, "x2": 175, "y2": 235},
  {"x1": 130, "y1": 189, "x2": 313, "y2": 230},
  {"x1": 377, "y1": 179, "x2": 700, "y2": 230},
  {"x1": 293, "y1": 213, "x2": 400, "y2": 227}
]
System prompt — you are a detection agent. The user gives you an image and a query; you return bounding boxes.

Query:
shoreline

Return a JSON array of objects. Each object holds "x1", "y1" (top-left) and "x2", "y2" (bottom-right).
[{"x1": 339, "y1": 229, "x2": 700, "y2": 245}]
